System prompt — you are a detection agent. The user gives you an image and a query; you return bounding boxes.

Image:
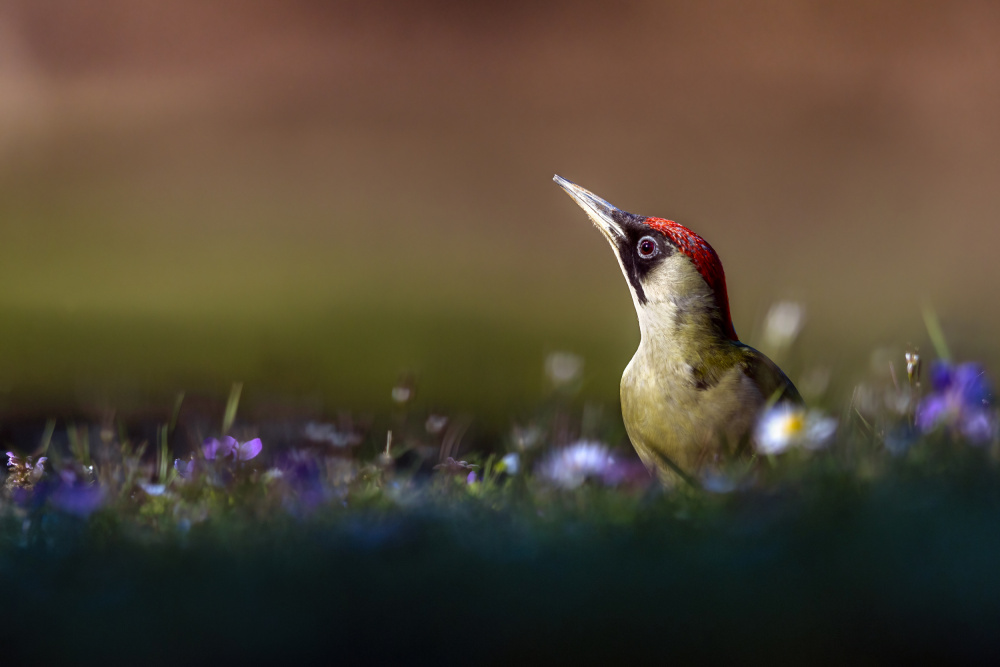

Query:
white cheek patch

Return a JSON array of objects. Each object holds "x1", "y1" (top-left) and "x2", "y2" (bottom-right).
[
  {"x1": 641, "y1": 255, "x2": 710, "y2": 305},
  {"x1": 631, "y1": 256, "x2": 716, "y2": 340}
]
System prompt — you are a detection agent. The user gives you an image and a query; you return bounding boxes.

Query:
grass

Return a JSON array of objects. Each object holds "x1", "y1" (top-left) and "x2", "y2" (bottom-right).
[{"x1": 2, "y1": 345, "x2": 1000, "y2": 664}]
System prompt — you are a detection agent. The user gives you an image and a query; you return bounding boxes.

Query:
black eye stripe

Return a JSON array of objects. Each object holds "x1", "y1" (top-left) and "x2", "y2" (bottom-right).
[{"x1": 618, "y1": 229, "x2": 673, "y2": 305}]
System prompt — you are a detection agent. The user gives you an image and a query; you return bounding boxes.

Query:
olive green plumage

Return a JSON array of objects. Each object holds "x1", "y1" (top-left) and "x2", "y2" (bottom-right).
[{"x1": 622, "y1": 338, "x2": 800, "y2": 483}]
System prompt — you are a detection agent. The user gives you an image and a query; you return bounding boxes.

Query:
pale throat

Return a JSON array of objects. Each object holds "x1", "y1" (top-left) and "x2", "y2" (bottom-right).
[{"x1": 624, "y1": 258, "x2": 722, "y2": 357}]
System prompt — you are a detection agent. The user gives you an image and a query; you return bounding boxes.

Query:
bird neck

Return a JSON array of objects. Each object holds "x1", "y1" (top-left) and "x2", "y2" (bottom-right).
[{"x1": 635, "y1": 291, "x2": 735, "y2": 362}]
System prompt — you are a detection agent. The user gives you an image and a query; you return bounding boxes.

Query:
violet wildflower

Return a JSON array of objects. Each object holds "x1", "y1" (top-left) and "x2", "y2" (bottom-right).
[
  {"x1": 915, "y1": 361, "x2": 996, "y2": 443},
  {"x1": 50, "y1": 470, "x2": 105, "y2": 518},
  {"x1": 174, "y1": 458, "x2": 196, "y2": 479},
  {"x1": 235, "y1": 438, "x2": 262, "y2": 461},
  {"x1": 203, "y1": 436, "x2": 237, "y2": 460},
  {"x1": 277, "y1": 450, "x2": 326, "y2": 514},
  {"x1": 5, "y1": 451, "x2": 47, "y2": 489},
  {"x1": 202, "y1": 436, "x2": 262, "y2": 461}
]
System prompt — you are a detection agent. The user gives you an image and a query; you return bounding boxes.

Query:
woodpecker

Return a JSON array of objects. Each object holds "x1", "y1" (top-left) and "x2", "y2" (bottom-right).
[{"x1": 554, "y1": 175, "x2": 801, "y2": 484}]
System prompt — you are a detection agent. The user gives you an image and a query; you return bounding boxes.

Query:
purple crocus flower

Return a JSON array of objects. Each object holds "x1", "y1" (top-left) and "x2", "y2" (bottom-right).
[{"x1": 915, "y1": 361, "x2": 996, "y2": 443}]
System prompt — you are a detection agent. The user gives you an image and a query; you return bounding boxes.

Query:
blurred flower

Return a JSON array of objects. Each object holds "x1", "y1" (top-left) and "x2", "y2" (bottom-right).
[
  {"x1": 5, "y1": 451, "x2": 47, "y2": 489},
  {"x1": 761, "y1": 301, "x2": 804, "y2": 351},
  {"x1": 235, "y1": 438, "x2": 263, "y2": 461},
  {"x1": 174, "y1": 458, "x2": 196, "y2": 479},
  {"x1": 545, "y1": 351, "x2": 583, "y2": 386},
  {"x1": 755, "y1": 405, "x2": 837, "y2": 454},
  {"x1": 391, "y1": 380, "x2": 414, "y2": 404},
  {"x1": 425, "y1": 415, "x2": 449, "y2": 435},
  {"x1": 139, "y1": 483, "x2": 167, "y2": 496},
  {"x1": 277, "y1": 450, "x2": 327, "y2": 514},
  {"x1": 500, "y1": 452, "x2": 520, "y2": 475},
  {"x1": 303, "y1": 422, "x2": 363, "y2": 448},
  {"x1": 202, "y1": 436, "x2": 262, "y2": 461},
  {"x1": 701, "y1": 471, "x2": 738, "y2": 494},
  {"x1": 512, "y1": 425, "x2": 543, "y2": 451},
  {"x1": 50, "y1": 470, "x2": 104, "y2": 518},
  {"x1": 915, "y1": 361, "x2": 996, "y2": 443},
  {"x1": 537, "y1": 441, "x2": 623, "y2": 489},
  {"x1": 466, "y1": 471, "x2": 477, "y2": 485},
  {"x1": 203, "y1": 436, "x2": 236, "y2": 460}
]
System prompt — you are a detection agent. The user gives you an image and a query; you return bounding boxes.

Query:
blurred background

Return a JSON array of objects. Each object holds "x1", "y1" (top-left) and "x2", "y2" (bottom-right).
[{"x1": 1, "y1": 0, "x2": 999, "y2": 421}]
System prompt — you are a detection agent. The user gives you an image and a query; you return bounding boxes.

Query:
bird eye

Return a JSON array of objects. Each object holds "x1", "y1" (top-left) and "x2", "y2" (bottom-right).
[{"x1": 637, "y1": 236, "x2": 658, "y2": 259}]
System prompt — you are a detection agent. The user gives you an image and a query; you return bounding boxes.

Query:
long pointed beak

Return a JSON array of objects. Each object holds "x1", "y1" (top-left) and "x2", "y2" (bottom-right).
[{"x1": 553, "y1": 175, "x2": 627, "y2": 243}]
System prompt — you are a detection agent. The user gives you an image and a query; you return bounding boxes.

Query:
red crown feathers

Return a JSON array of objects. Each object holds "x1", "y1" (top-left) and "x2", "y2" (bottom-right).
[{"x1": 643, "y1": 217, "x2": 738, "y2": 341}]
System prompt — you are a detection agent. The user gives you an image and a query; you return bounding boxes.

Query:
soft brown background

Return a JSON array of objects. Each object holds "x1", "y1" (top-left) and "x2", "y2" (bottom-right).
[{"x1": 1, "y1": 1, "x2": 998, "y2": 416}]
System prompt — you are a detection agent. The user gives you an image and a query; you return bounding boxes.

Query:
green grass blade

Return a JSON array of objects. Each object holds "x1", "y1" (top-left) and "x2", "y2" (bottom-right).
[
  {"x1": 921, "y1": 303, "x2": 951, "y2": 362},
  {"x1": 222, "y1": 382, "x2": 243, "y2": 434}
]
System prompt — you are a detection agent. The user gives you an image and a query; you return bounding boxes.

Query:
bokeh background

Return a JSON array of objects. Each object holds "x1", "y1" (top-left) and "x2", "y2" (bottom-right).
[{"x1": 1, "y1": 0, "x2": 999, "y2": 420}]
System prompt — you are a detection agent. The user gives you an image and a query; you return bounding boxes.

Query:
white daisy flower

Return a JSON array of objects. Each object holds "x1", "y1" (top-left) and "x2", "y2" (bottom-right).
[
  {"x1": 537, "y1": 441, "x2": 617, "y2": 489},
  {"x1": 755, "y1": 405, "x2": 837, "y2": 454}
]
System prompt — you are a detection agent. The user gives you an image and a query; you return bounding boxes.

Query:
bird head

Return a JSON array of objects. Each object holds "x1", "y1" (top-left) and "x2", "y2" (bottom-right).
[{"x1": 554, "y1": 175, "x2": 737, "y2": 342}]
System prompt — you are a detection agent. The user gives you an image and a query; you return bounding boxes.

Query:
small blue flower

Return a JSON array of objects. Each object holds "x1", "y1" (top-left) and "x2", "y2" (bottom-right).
[
  {"x1": 500, "y1": 452, "x2": 520, "y2": 475},
  {"x1": 916, "y1": 361, "x2": 996, "y2": 443}
]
